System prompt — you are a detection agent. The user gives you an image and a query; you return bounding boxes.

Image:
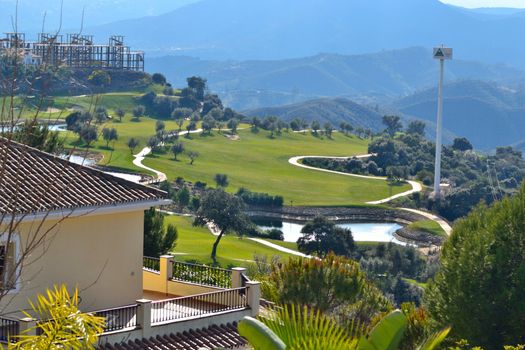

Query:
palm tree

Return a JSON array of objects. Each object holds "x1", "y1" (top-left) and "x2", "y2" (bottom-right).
[
  {"x1": 11, "y1": 285, "x2": 105, "y2": 349},
  {"x1": 238, "y1": 307, "x2": 450, "y2": 350}
]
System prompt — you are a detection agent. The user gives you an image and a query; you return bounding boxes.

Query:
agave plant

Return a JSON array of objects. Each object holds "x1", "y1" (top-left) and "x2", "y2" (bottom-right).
[{"x1": 238, "y1": 306, "x2": 450, "y2": 350}]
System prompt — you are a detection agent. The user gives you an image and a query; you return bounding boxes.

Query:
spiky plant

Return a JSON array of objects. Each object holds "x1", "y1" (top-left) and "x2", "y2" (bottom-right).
[{"x1": 8, "y1": 284, "x2": 105, "y2": 350}]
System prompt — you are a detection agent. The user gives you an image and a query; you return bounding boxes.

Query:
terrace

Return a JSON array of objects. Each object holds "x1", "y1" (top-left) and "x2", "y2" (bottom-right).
[{"x1": 0, "y1": 256, "x2": 260, "y2": 344}]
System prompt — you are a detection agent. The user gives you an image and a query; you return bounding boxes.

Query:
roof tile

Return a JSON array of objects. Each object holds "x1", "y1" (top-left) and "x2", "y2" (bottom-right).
[{"x1": 0, "y1": 138, "x2": 166, "y2": 214}]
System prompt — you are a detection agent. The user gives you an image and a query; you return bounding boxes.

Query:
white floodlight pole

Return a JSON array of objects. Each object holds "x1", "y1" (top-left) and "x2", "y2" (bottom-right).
[{"x1": 432, "y1": 46, "x2": 452, "y2": 199}]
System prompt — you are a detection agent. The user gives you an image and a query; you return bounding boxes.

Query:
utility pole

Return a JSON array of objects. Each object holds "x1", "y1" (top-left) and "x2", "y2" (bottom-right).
[{"x1": 432, "y1": 46, "x2": 452, "y2": 199}]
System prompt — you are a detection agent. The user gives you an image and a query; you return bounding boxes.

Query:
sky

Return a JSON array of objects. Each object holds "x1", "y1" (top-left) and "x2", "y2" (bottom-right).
[{"x1": 440, "y1": 0, "x2": 525, "y2": 8}]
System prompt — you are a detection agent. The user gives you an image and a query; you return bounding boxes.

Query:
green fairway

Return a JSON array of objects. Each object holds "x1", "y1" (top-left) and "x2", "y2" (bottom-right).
[
  {"x1": 143, "y1": 129, "x2": 411, "y2": 205},
  {"x1": 166, "y1": 215, "x2": 296, "y2": 267},
  {"x1": 45, "y1": 91, "x2": 412, "y2": 206},
  {"x1": 406, "y1": 220, "x2": 447, "y2": 237}
]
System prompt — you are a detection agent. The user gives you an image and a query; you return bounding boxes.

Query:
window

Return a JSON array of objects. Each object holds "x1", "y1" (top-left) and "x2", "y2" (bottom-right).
[{"x1": 0, "y1": 243, "x2": 16, "y2": 290}]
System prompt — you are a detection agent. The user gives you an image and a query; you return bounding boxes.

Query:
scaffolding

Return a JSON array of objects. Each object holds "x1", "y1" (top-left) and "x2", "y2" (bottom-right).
[{"x1": 0, "y1": 32, "x2": 144, "y2": 71}]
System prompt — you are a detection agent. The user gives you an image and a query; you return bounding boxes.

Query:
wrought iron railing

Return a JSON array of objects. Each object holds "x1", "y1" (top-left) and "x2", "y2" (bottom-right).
[
  {"x1": 94, "y1": 304, "x2": 139, "y2": 333},
  {"x1": 143, "y1": 256, "x2": 160, "y2": 272},
  {"x1": 0, "y1": 317, "x2": 19, "y2": 342},
  {"x1": 151, "y1": 287, "x2": 248, "y2": 324},
  {"x1": 171, "y1": 261, "x2": 232, "y2": 288}
]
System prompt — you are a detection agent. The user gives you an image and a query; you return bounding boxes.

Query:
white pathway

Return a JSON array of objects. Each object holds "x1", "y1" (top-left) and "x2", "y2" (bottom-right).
[
  {"x1": 133, "y1": 128, "x2": 203, "y2": 183},
  {"x1": 288, "y1": 155, "x2": 422, "y2": 205},
  {"x1": 247, "y1": 238, "x2": 312, "y2": 258},
  {"x1": 289, "y1": 155, "x2": 452, "y2": 236}
]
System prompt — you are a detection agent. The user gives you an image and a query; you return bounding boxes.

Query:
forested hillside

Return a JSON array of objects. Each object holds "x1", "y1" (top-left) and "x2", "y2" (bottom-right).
[
  {"x1": 148, "y1": 48, "x2": 525, "y2": 109},
  {"x1": 245, "y1": 98, "x2": 385, "y2": 131},
  {"x1": 393, "y1": 80, "x2": 525, "y2": 150}
]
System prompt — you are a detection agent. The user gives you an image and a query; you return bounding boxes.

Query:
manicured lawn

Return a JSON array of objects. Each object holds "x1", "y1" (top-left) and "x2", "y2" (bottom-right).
[
  {"x1": 143, "y1": 129, "x2": 411, "y2": 205},
  {"x1": 42, "y1": 91, "x2": 411, "y2": 206},
  {"x1": 165, "y1": 215, "x2": 297, "y2": 267},
  {"x1": 407, "y1": 220, "x2": 447, "y2": 237}
]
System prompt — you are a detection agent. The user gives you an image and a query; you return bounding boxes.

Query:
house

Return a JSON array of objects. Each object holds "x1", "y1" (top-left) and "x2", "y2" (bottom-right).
[{"x1": 0, "y1": 138, "x2": 259, "y2": 348}]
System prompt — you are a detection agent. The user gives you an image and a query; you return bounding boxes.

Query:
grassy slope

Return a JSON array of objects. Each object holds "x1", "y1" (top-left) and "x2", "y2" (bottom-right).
[
  {"x1": 166, "y1": 215, "x2": 296, "y2": 267},
  {"x1": 45, "y1": 91, "x2": 410, "y2": 205},
  {"x1": 406, "y1": 220, "x2": 447, "y2": 237},
  {"x1": 143, "y1": 129, "x2": 411, "y2": 205}
]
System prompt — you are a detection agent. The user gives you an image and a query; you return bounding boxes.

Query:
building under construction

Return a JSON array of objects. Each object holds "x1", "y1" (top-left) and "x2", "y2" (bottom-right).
[{"x1": 0, "y1": 33, "x2": 144, "y2": 71}]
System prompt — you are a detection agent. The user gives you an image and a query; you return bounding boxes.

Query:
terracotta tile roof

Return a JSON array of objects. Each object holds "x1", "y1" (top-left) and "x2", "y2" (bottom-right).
[
  {"x1": 0, "y1": 138, "x2": 167, "y2": 214},
  {"x1": 99, "y1": 323, "x2": 246, "y2": 350}
]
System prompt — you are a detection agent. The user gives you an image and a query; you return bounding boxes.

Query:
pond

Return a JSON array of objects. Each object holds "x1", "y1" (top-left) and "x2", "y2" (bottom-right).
[
  {"x1": 61, "y1": 154, "x2": 96, "y2": 166},
  {"x1": 254, "y1": 218, "x2": 405, "y2": 245},
  {"x1": 48, "y1": 124, "x2": 68, "y2": 132}
]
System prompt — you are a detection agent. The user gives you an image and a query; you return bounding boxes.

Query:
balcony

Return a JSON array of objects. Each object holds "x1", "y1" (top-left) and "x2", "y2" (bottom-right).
[{"x1": 0, "y1": 257, "x2": 260, "y2": 345}]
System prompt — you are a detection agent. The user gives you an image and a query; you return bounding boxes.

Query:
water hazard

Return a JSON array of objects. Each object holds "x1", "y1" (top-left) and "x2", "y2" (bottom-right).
[{"x1": 254, "y1": 218, "x2": 405, "y2": 245}]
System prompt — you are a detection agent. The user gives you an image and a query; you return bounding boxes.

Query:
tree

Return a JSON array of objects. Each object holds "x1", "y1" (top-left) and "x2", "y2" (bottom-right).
[
  {"x1": 176, "y1": 185, "x2": 191, "y2": 209},
  {"x1": 227, "y1": 118, "x2": 239, "y2": 135},
  {"x1": 214, "y1": 173, "x2": 229, "y2": 188},
  {"x1": 290, "y1": 118, "x2": 301, "y2": 132},
  {"x1": 201, "y1": 115, "x2": 216, "y2": 135},
  {"x1": 193, "y1": 189, "x2": 249, "y2": 263},
  {"x1": 383, "y1": 115, "x2": 402, "y2": 137},
  {"x1": 202, "y1": 96, "x2": 224, "y2": 116},
  {"x1": 172, "y1": 107, "x2": 192, "y2": 132},
  {"x1": 94, "y1": 106, "x2": 108, "y2": 124},
  {"x1": 300, "y1": 119, "x2": 309, "y2": 134},
  {"x1": 407, "y1": 120, "x2": 426, "y2": 136},
  {"x1": 452, "y1": 137, "x2": 473, "y2": 152},
  {"x1": 12, "y1": 285, "x2": 105, "y2": 349},
  {"x1": 127, "y1": 137, "x2": 140, "y2": 154},
  {"x1": 188, "y1": 150, "x2": 199, "y2": 165},
  {"x1": 187, "y1": 76, "x2": 207, "y2": 100},
  {"x1": 267, "y1": 254, "x2": 390, "y2": 315},
  {"x1": 297, "y1": 216, "x2": 355, "y2": 257},
  {"x1": 323, "y1": 122, "x2": 333, "y2": 138},
  {"x1": 132, "y1": 105, "x2": 146, "y2": 120},
  {"x1": 185, "y1": 121, "x2": 197, "y2": 137},
  {"x1": 155, "y1": 120, "x2": 166, "y2": 134},
  {"x1": 239, "y1": 308, "x2": 450, "y2": 350},
  {"x1": 65, "y1": 110, "x2": 92, "y2": 133},
  {"x1": 311, "y1": 120, "x2": 321, "y2": 135},
  {"x1": 115, "y1": 108, "x2": 125, "y2": 122},
  {"x1": 152, "y1": 72, "x2": 167, "y2": 85},
  {"x1": 171, "y1": 142, "x2": 185, "y2": 160},
  {"x1": 425, "y1": 183, "x2": 525, "y2": 348},
  {"x1": 79, "y1": 124, "x2": 98, "y2": 148},
  {"x1": 143, "y1": 208, "x2": 178, "y2": 257},
  {"x1": 102, "y1": 127, "x2": 118, "y2": 148},
  {"x1": 13, "y1": 121, "x2": 63, "y2": 154},
  {"x1": 248, "y1": 117, "x2": 259, "y2": 133}
]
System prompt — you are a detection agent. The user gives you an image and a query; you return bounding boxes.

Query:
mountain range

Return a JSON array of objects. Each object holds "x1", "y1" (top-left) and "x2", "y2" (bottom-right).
[
  {"x1": 246, "y1": 79, "x2": 525, "y2": 151},
  {"x1": 0, "y1": 0, "x2": 199, "y2": 35},
  {"x1": 148, "y1": 47, "x2": 525, "y2": 110},
  {"x1": 83, "y1": 0, "x2": 525, "y2": 68},
  {"x1": 393, "y1": 80, "x2": 525, "y2": 150}
]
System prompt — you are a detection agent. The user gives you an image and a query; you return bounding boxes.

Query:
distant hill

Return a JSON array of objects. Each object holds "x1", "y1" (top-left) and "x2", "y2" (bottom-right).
[
  {"x1": 88, "y1": 0, "x2": 525, "y2": 68},
  {"x1": 245, "y1": 98, "x2": 386, "y2": 131},
  {"x1": 147, "y1": 48, "x2": 525, "y2": 110},
  {"x1": 0, "y1": 0, "x2": 199, "y2": 34},
  {"x1": 392, "y1": 80, "x2": 525, "y2": 150}
]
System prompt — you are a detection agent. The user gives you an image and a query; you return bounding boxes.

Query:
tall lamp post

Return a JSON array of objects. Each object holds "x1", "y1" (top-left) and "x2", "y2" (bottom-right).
[{"x1": 432, "y1": 46, "x2": 453, "y2": 199}]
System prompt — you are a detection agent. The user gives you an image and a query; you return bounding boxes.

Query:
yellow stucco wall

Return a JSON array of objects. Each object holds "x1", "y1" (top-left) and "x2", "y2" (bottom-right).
[{"x1": 0, "y1": 210, "x2": 144, "y2": 315}]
